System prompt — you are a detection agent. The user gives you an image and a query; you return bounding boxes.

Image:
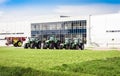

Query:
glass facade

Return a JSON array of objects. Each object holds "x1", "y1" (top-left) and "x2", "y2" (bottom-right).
[{"x1": 31, "y1": 20, "x2": 87, "y2": 43}]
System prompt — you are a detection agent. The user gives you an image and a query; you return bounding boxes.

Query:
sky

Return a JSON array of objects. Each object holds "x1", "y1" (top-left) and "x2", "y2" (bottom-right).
[{"x1": 0, "y1": 0, "x2": 120, "y2": 18}]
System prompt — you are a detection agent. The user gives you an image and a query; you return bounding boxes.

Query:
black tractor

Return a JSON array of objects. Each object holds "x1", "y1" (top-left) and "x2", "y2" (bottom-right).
[
  {"x1": 43, "y1": 35, "x2": 61, "y2": 49},
  {"x1": 24, "y1": 37, "x2": 41, "y2": 49},
  {"x1": 71, "y1": 38, "x2": 84, "y2": 50}
]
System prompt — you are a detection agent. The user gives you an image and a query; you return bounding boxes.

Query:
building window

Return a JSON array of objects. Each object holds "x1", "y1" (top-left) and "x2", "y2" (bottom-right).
[{"x1": 31, "y1": 20, "x2": 87, "y2": 43}]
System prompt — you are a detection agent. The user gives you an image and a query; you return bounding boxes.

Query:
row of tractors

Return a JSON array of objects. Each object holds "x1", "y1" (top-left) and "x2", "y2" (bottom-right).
[{"x1": 24, "y1": 36, "x2": 84, "y2": 50}]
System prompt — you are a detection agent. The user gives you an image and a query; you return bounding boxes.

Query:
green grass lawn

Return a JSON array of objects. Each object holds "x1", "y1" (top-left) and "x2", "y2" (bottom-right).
[{"x1": 0, "y1": 47, "x2": 120, "y2": 76}]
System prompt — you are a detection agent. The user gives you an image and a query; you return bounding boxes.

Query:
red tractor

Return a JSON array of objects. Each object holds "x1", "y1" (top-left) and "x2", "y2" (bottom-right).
[{"x1": 5, "y1": 37, "x2": 27, "y2": 47}]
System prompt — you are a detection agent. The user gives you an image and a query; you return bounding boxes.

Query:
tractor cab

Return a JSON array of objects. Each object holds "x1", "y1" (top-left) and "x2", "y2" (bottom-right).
[
  {"x1": 73, "y1": 38, "x2": 82, "y2": 44},
  {"x1": 64, "y1": 38, "x2": 71, "y2": 44},
  {"x1": 49, "y1": 36, "x2": 55, "y2": 41}
]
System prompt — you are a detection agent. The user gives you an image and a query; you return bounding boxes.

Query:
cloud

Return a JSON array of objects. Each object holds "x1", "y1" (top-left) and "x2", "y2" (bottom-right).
[
  {"x1": 1, "y1": 4, "x2": 120, "y2": 22},
  {"x1": 3, "y1": 6, "x2": 57, "y2": 17},
  {"x1": 0, "y1": 0, "x2": 9, "y2": 4},
  {"x1": 0, "y1": 11, "x2": 4, "y2": 16},
  {"x1": 0, "y1": 6, "x2": 59, "y2": 22},
  {"x1": 54, "y1": 4, "x2": 120, "y2": 16}
]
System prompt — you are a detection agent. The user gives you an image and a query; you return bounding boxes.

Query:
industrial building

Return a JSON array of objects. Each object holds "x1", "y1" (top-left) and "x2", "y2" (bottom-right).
[{"x1": 0, "y1": 13, "x2": 120, "y2": 48}]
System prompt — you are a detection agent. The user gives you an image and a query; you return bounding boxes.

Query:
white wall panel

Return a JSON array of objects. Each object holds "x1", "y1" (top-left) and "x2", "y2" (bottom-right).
[
  {"x1": 91, "y1": 13, "x2": 120, "y2": 47},
  {"x1": 0, "y1": 21, "x2": 31, "y2": 46}
]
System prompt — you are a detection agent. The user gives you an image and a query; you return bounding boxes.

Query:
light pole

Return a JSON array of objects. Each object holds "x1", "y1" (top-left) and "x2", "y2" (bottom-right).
[{"x1": 88, "y1": 14, "x2": 92, "y2": 46}]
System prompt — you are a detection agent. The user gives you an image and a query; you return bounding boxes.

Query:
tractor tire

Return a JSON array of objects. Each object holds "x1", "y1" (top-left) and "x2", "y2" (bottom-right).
[
  {"x1": 17, "y1": 41, "x2": 23, "y2": 47},
  {"x1": 70, "y1": 45, "x2": 73, "y2": 49},
  {"x1": 13, "y1": 43, "x2": 18, "y2": 47},
  {"x1": 49, "y1": 43, "x2": 54, "y2": 49},
  {"x1": 60, "y1": 45, "x2": 63, "y2": 49},
  {"x1": 55, "y1": 42, "x2": 61, "y2": 49},
  {"x1": 65, "y1": 45, "x2": 69, "y2": 49},
  {"x1": 30, "y1": 43, "x2": 35, "y2": 49},
  {"x1": 43, "y1": 43, "x2": 47, "y2": 49},
  {"x1": 24, "y1": 43, "x2": 29, "y2": 49},
  {"x1": 36, "y1": 41, "x2": 41, "y2": 49},
  {"x1": 57, "y1": 45, "x2": 61, "y2": 49},
  {"x1": 75, "y1": 45, "x2": 79, "y2": 50},
  {"x1": 72, "y1": 45, "x2": 76, "y2": 50},
  {"x1": 80, "y1": 44, "x2": 84, "y2": 50}
]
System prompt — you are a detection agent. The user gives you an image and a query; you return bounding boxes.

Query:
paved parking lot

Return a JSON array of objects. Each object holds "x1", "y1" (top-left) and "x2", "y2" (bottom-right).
[{"x1": 87, "y1": 47, "x2": 120, "y2": 51}]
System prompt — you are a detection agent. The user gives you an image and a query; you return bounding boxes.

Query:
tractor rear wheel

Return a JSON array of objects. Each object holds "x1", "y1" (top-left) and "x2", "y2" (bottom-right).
[
  {"x1": 80, "y1": 44, "x2": 84, "y2": 50},
  {"x1": 17, "y1": 41, "x2": 22, "y2": 47},
  {"x1": 36, "y1": 41, "x2": 41, "y2": 49},
  {"x1": 30, "y1": 43, "x2": 35, "y2": 49},
  {"x1": 49, "y1": 43, "x2": 54, "y2": 49},
  {"x1": 55, "y1": 42, "x2": 61, "y2": 49},
  {"x1": 24, "y1": 43, "x2": 29, "y2": 49}
]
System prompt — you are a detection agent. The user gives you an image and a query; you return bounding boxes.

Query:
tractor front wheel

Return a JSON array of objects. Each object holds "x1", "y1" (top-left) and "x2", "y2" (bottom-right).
[
  {"x1": 60, "y1": 45, "x2": 63, "y2": 49},
  {"x1": 65, "y1": 45, "x2": 70, "y2": 49},
  {"x1": 76, "y1": 45, "x2": 79, "y2": 50},
  {"x1": 13, "y1": 43, "x2": 18, "y2": 47}
]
